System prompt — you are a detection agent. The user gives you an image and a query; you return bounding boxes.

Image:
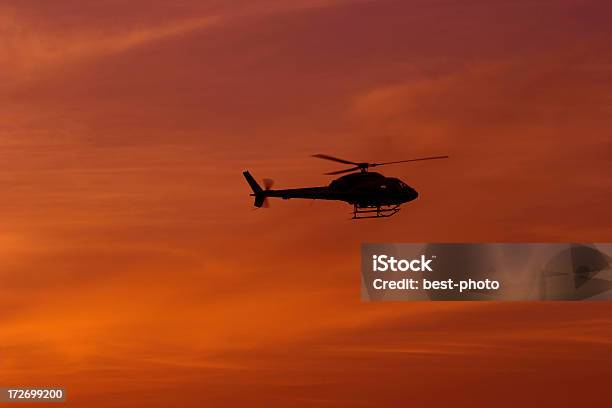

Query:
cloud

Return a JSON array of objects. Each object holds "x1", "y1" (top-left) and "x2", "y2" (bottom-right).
[
  {"x1": 0, "y1": 9, "x2": 219, "y2": 81},
  {"x1": 348, "y1": 52, "x2": 612, "y2": 239},
  {"x1": 0, "y1": 0, "x2": 360, "y2": 83}
]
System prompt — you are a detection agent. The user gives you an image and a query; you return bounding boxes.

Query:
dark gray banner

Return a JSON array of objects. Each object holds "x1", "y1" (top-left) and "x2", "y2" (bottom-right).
[{"x1": 361, "y1": 243, "x2": 612, "y2": 301}]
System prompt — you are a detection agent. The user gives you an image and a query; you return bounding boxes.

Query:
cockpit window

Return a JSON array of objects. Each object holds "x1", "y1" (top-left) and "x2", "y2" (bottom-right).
[{"x1": 388, "y1": 178, "x2": 407, "y2": 189}]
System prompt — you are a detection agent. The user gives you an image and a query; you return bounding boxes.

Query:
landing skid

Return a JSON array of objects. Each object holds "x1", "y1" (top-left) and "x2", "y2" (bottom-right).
[{"x1": 352, "y1": 204, "x2": 401, "y2": 219}]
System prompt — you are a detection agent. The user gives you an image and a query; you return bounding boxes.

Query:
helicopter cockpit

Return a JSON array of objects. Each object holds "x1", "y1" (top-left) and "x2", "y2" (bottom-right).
[{"x1": 384, "y1": 177, "x2": 414, "y2": 192}]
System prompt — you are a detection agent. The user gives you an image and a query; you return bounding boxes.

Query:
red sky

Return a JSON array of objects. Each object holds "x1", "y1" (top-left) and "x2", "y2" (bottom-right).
[{"x1": 1, "y1": 1, "x2": 612, "y2": 406}]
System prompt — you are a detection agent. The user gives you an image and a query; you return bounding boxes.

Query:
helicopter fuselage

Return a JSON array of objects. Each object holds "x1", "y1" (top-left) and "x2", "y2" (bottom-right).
[{"x1": 254, "y1": 172, "x2": 418, "y2": 208}]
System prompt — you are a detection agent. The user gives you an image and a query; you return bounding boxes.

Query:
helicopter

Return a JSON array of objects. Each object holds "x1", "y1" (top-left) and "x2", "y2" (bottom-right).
[{"x1": 243, "y1": 153, "x2": 449, "y2": 219}]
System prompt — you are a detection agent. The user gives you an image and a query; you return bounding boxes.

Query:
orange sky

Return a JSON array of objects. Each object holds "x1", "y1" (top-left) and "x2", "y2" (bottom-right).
[{"x1": 1, "y1": 1, "x2": 612, "y2": 406}]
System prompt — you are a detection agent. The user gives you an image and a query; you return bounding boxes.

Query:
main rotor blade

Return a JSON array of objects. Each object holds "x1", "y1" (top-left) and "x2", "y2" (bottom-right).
[
  {"x1": 312, "y1": 154, "x2": 359, "y2": 165},
  {"x1": 324, "y1": 166, "x2": 361, "y2": 175},
  {"x1": 372, "y1": 155, "x2": 449, "y2": 166}
]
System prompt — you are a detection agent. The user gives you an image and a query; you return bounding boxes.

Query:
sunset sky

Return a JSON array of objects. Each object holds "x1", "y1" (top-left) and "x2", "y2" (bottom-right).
[{"x1": 1, "y1": 0, "x2": 612, "y2": 406}]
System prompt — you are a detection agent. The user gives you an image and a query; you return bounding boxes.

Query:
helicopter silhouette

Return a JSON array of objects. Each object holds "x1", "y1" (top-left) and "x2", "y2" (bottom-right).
[{"x1": 243, "y1": 154, "x2": 448, "y2": 219}]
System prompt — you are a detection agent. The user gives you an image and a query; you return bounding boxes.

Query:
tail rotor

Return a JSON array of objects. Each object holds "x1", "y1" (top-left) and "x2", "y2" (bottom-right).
[
  {"x1": 260, "y1": 178, "x2": 274, "y2": 207},
  {"x1": 243, "y1": 171, "x2": 274, "y2": 208}
]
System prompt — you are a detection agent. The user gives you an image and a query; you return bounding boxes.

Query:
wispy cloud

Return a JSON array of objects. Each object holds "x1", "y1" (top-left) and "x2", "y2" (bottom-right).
[{"x1": 0, "y1": 10, "x2": 219, "y2": 80}]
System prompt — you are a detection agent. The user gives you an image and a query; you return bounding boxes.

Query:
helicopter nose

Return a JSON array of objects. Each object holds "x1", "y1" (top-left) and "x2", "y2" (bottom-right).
[{"x1": 406, "y1": 189, "x2": 418, "y2": 201}]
